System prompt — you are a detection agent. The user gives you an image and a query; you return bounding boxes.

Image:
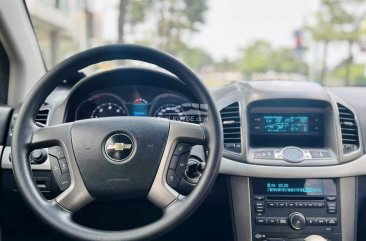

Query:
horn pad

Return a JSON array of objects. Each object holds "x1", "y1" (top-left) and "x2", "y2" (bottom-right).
[{"x1": 70, "y1": 117, "x2": 170, "y2": 200}]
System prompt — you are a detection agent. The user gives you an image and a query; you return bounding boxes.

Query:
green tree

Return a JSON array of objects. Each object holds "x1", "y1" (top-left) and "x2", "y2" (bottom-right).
[
  {"x1": 152, "y1": 0, "x2": 208, "y2": 53},
  {"x1": 117, "y1": 0, "x2": 209, "y2": 63},
  {"x1": 118, "y1": 0, "x2": 152, "y2": 43},
  {"x1": 177, "y1": 45, "x2": 213, "y2": 71},
  {"x1": 306, "y1": 0, "x2": 366, "y2": 85},
  {"x1": 237, "y1": 41, "x2": 307, "y2": 79},
  {"x1": 239, "y1": 41, "x2": 272, "y2": 77}
]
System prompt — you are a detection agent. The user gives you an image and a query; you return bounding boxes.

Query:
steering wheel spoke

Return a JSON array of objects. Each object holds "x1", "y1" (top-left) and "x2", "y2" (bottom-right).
[
  {"x1": 31, "y1": 123, "x2": 72, "y2": 148},
  {"x1": 31, "y1": 124, "x2": 93, "y2": 212},
  {"x1": 148, "y1": 121, "x2": 206, "y2": 209}
]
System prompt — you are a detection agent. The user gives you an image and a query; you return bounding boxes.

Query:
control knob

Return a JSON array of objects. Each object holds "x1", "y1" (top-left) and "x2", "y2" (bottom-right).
[
  {"x1": 282, "y1": 146, "x2": 305, "y2": 163},
  {"x1": 288, "y1": 212, "x2": 306, "y2": 230},
  {"x1": 30, "y1": 149, "x2": 47, "y2": 164}
]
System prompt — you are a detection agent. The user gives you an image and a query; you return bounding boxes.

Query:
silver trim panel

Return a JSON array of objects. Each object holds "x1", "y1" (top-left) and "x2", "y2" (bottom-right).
[{"x1": 220, "y1": 156, "x2": 366, "y2": 178}]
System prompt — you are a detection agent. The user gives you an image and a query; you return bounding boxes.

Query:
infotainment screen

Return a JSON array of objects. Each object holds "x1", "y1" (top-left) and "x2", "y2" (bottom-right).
[
  {"x1": 263, "y1": 115, "x2": 308, "y2": 133},
  {"x1": 252, "y1": 178, "x2": 337, "y2": 196}
]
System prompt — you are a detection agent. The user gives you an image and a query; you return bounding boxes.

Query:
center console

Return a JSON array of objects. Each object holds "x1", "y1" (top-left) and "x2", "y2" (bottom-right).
[{"x1": 251, "y1": 178, "x2": 341, "y2": 241}]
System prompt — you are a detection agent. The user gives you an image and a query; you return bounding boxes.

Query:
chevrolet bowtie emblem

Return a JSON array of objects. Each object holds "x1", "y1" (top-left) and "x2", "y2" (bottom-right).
[{"x1": 107, "y1": 143, "x2": 132, "y2": 151}]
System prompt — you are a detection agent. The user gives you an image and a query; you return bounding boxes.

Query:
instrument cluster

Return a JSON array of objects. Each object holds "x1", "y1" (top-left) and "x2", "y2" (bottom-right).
[{"x1": 72, "y1": 86, "x2": 201, "y2": 123}]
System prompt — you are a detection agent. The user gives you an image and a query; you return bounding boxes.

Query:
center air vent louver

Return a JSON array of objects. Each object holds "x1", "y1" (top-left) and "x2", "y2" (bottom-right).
[
  {"x1": 220, "y1": 102, "x2": 241, "y2": 153},
  {"x1": 35, "y1": 109, "x2": 49, "y2": 127},
  {"x1": 337, "y1": 103, "x2": 359, "y2": 154}
]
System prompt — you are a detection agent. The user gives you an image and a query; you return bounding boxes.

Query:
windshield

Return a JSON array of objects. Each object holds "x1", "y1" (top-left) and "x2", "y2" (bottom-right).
[{"x1": 26, "y1": 0, "x2": 366, "y2": 87}]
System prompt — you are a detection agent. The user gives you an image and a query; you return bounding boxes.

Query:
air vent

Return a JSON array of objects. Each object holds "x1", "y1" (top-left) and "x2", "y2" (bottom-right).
[
  {"x1": 220, "y1": 102, "x2": 241, "y2": 153},
  {"x1": 337, "y1": 103, "x2": 359, "y2": 154},
  {"x1": 35, "y1": 109, "x2": 49, "y2": 127}
]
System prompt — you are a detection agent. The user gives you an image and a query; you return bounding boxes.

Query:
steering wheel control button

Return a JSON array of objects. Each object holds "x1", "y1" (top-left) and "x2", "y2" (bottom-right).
[
  {"x1": 173, "y1": 143, "x2": 191, "y2": 156},
  {"x1": 167, "y1": 170, "x2": 179, "y2": 188},
  {"x1": 175, "y1": 152, "x2": 190, "y2": 180},
  {"x1": 289, "y1": 212, "x2": 306, "y2": 230},
  {"x1": 281, "y1": 146, "x2": 305, "y2": 163},
  {"x1": 167, "y1": 143, "x2": 192, "y2": 188},
  {"x1": 58, "y1": 158, "x2": 69, "y2": 173},
  {"x1": 104, "y1": 133, "x2": 134, "y2": 162},
  {"x1": 30, "y1": 149, "x2": 47, "y2": 164},
  {"x1": 49, "y1": 155, "x2": 62, "y2": 183},
  {"x1": 48, "y1": 146, "x2": 70, "y2": 190},
  {"x1": 169, "y1": 155, "x2": 179, "y2": 169},
  {"x1": 58, "y1": 173, "x2": 71, "y2": 191}
]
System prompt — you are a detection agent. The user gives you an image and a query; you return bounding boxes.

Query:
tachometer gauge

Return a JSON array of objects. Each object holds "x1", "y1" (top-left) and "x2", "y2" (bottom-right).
[
  {"x1": 75, "y1": 93, "x2": 128, "y2": 120},
  {"x1": 91, "y1": 103, "x2": 127, "y2": 118}
]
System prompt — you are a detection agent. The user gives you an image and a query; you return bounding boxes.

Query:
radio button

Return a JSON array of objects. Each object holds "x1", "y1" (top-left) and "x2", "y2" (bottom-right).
[
  {"x1": 278, "y1": 202, "x2": 286, "y2": 208},
  {"x1": 296, "y1": 202, "x2": 305, "y2": 208},
  {"x1": 286, "y1": 202, "x2": 295, "y2": 207},
  {"x1": 327, "y1": 202, "x2": 336, "y2": 208},
  {"x1": 255, "y1": 201, "x2": 264, "y2": 208},
  {"x1": 326, "y1": 218, "x2": 337, "y2": 225},
  {"x1": 255, "y1": 217, "x2": 266, "y2": 225},
  {"x1": 278, "y1": 217, "x2": 288, "y2": 225},
  {"x1": 306, "y1": 202, "x2": 314, "y2": 208},
  {"x1": 255, "y1": 202, "x2": 265, "y2": 214},
  {"x1": 267, "y1": 217, "x2": 277, "y2": 225},
  {"x1": 254, "y1": 195, "x2": 265, "y2": 201},
  {"x1": 306, "y1": 217, "x2": 317, "y2": 225},
  {"x1": 326, "y1": 196, "x2": 336, "y2": 201},
  {"x1": 255, "y1": 207, "x2": 265, "y2": 214},
  {"x1": 316, "y1": 217, "x2": 326, "y2": 225},
  {"x1": 327, "y1": 202, "x2": 337, "y2": 214},
  {"x1": 267, "y1": 202, "x2": 277, "y2": 208},
  {"x1": 327, "y1": 207, "x2": 336, "y2": 214},
  {"x1": 314, "y1": 201, "x2": 325, "y2": 208}
]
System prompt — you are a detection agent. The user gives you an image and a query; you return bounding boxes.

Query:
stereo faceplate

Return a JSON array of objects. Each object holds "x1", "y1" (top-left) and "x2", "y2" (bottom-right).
[{"x1": 251, "y1": 178, "x2": 341, "y2": 241}]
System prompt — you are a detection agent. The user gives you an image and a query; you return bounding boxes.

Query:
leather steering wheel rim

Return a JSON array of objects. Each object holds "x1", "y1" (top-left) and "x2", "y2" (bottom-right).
[{"x1": 11, "y1": 44, "x2": 223, "y2": 241}]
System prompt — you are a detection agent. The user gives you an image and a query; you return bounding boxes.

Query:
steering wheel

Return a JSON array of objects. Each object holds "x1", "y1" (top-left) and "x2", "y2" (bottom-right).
[{"x1": 11, "y1": 45, "x2": 223, "y2": 241}]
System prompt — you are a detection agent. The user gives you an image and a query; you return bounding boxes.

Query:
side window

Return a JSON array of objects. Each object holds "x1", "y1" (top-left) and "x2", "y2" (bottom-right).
[{"x1": 0, "y1": 42, "x2": 9, "y2": 104}]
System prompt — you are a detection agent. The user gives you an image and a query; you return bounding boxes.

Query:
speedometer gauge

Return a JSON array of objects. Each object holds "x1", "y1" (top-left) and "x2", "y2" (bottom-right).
[
  {"x1": 150, "y1": 94, "x2": 195, "y2": 122},
  {"x1": 153, "y1": 103, "x2": 186, "y2": 121},
  {"x1": 75, "y1": 93, "x2": 128, "y2": 120},
  {"x1": 91, "y1": 103, "x2": 127, "y2": 118}
]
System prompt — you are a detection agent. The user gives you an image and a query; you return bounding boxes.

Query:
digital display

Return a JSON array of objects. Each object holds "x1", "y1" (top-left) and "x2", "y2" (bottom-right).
[
  {"x1": 252, "y1": 178, "x2": 337, "y2": 196},
  {"x1": 263, "y1": 115, "x2": 308, "y2": 133},
  {"x1": 129, "y1": 98, "x2": 149, "y2": 116}
]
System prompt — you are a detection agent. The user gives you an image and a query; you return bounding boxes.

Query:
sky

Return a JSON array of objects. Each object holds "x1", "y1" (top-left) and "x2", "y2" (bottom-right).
[{"x1": 190, "y1": 0, "x2": 320, "y2": 60}]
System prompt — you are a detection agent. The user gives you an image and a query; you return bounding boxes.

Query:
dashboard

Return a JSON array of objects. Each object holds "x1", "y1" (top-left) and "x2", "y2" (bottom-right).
[{"x1": 2, "y1": 67, "x2": 366, "y2": 241}]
